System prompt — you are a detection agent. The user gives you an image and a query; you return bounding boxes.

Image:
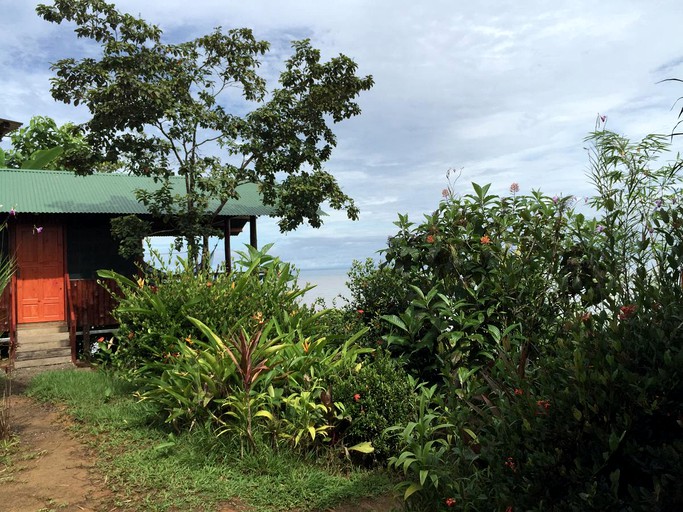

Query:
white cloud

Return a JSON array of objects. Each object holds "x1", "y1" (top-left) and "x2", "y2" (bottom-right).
[{"x1": 3, "y1": 0, "x2": 683, "y2": 276}]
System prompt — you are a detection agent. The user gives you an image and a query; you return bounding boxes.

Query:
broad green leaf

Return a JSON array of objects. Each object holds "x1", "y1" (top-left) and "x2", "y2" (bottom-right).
[
  {"x1": 348, "y1": 441, "x2": 374, "y2": 454},
  {"x1": 404, "y1": 482, "x2": 423, "y2": 500}
]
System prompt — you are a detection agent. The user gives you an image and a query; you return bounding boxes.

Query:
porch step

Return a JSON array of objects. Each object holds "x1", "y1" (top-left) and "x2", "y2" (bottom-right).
[
  {"x1": 16, "y1": 321, "x2": 68, "y2": 335},
  {"x1": 14, "y1": 322, "x2": 72, "y2": 368},
  {"x1": 15, "y1": 332, "x2": 71, "y2": 347},
  {"x1": 14, "y1": 354, "x2": 73, "y2": 369}
]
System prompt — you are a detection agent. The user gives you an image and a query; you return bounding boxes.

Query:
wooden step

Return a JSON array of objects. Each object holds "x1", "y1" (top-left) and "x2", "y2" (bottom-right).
[
  {"x1": 14, "y1": 322, "x2": 72, "y2": 368},
  {"x1": 14, "y1": 354, "x2": 73, "y2": 369},
  {"x1": 15, "y1": 346, "x2": 72, "y2": 361},
  {"x1": 16, "y1": 321, "x2": 68, "y2": 335},
  {"x1": 17, "y1": 332, "x2": 70, "y2": 347}
]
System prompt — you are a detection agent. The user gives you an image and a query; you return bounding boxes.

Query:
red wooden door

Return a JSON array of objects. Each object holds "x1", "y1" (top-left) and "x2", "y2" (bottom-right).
[{"x1": 15, "y1": 222, "x2": 65, "y2": 323}]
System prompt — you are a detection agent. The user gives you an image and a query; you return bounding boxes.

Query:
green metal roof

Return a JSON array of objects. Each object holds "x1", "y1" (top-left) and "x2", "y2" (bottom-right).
[{"x1": 0, "y1": 168, "x2": 276, "y2": 217}]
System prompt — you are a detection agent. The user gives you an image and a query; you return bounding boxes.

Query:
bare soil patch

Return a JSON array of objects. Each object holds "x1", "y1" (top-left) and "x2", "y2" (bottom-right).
[
  {"x1": 0, "y1": 394, "x2": 111, "y2": 511},
  {"x1": 0, "y1": 366, "x2": 397, "y2": 512}
]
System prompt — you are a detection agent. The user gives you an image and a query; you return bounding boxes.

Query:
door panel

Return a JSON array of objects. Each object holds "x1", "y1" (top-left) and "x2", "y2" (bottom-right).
[{"x1": 16, "y1": 222, "x2": 65, "y2": 323}]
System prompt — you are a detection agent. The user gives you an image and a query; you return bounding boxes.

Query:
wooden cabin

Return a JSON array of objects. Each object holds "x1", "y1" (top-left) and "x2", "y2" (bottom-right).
[{"x1": 0, "y1": 169, "x2": 275, "y2": 368}]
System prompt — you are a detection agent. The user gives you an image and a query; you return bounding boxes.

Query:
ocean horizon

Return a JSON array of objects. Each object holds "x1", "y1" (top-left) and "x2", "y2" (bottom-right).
[{"x1": 297, "y1": 267, "x2": 351, "y2": 308}]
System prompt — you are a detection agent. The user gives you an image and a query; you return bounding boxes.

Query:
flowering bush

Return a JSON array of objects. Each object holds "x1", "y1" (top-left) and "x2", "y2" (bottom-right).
[
  {"x1": 330, "y1": 349, "x2": 415, "y2": 463},
  {"x1": 383, "y1": 131, "x2": 683, "y2": 510},
  {"x1": 377, "y1": 178, "x2": 597, "y2": 382}
]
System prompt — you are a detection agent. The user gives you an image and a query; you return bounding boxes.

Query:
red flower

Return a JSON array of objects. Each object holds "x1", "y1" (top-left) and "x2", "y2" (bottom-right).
[
  {"x1": 97, "y1": 336, "x2": 105, "y2": 343},
  {"x1": 514, "y1": 388, "x2": 523, "y2": 396},
  {"x1": 505, "y1": 457, "x2": 517, "y2": 471},
  {"x1": 426, "y1": 234, "x2": 435, "y2": 244},
  {"x1": 445, "y1": 497, "x2": 457, "y2": 507},
  {"x1": 536, "y1": 399, "x2": 551, "y2": 411},
  {"x1": 618, "y1": 304, "x2": 637, "y2": 320},
  {"x1": 353, "y1": 393, "x2": 361, "y2": 402},
  {"x1": 480, "y1": 235, "x2": 491, "y2": 245},
  {"x1": 357, "y1": 309, "x2": 364, "y2": 315}
]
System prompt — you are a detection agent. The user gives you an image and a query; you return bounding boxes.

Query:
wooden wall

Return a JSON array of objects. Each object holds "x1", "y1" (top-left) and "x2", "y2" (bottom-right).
[{"x1": 68, "y1": 278, "x2": 120, "y2": 329}]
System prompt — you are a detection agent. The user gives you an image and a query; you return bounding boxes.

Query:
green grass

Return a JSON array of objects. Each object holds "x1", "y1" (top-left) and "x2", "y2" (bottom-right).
[{"x1": 26, "y1": 369, "x2": 395, "y2": 511}]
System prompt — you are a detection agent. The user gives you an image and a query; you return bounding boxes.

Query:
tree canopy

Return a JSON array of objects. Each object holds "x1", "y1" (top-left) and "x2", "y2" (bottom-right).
[
  {"x1": 37, "y1": 0, "x2": 374, "y2": 265},
  {"x1": 0, "y1": 116, "x2": 94, "y2": 172}
]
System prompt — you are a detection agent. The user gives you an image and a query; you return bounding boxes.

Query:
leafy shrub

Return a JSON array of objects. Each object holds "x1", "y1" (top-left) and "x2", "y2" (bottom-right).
[
  {"x1": 345, "y1": 258, "x2": 413, "y2": 345},
  {"x1": 385, "y1": 129, "x2": 683, "y2": 511},
  {"x1": 374, "y1": 178, "x2": 596, "y2": 382},
  {"x1": 108, "y1": 255, "x2": 375, "y2": 458},
  {"x1": 331, "y1": 349, "x2": 416, "y2": 463},
  {"x1": 98, "y1": 244, "x2": 309, "y2": 376}
]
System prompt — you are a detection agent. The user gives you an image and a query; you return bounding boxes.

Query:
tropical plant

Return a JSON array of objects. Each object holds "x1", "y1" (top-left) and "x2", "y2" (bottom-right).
[
  {"x1": 384, "y1": 128, "x2": 683, "y2": 511},
  {"x1": 97, "y1": 244, "x2": 309, "y2": 375},
  {"x1": 0, "y1": 115, "x2": 93, "y2": 172},
  {"x1": 330, "y1": 349, "x2": 416, "y2": 463}
]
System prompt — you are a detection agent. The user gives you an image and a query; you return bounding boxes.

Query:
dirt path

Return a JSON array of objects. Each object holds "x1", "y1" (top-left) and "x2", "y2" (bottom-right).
[
  {"x1": 0, "y1": 368, "x2": 398, "y2": 512},
  {"x1": 0, "y1": 394, "x2": 111, "y2": 512}
]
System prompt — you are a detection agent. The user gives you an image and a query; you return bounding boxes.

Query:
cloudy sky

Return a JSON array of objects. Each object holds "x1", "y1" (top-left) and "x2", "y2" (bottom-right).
[{"x1": 2, "y1": 1, "x2": 683, "y2": 295}]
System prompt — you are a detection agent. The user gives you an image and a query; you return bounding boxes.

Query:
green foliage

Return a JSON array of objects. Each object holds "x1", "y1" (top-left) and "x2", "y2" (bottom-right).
[
  {"x1": 101, "y1": 244, "x2": 380, "y2": 457},
  {"x1": 97, "y1": 244, "x2": 307, "y2": 375},
  {"x1": 26, "y1": 369, "x2": 394, "y2": 512},
  {"x1": 110, "y1": 215, "x2": 152, "y2": 259},
  {"x1": 345, "y1": 258, "x2": 412, "y2": 345},
  {"x1": 386, "y1": 383, "x2": 455, "y2": 508},
  {"x1": 38, "y1": 0, "x2": 373, "y2": 266},
  {"x1": 1, "y1": 115, "x2": 94, "y2": 172},
  {"x1": 365, "y1": 173, "x2": 594, "y2": 382},
  {"x1": 383, "y1": 130, "x2": 683, "y2": 511},
  {"x1": 331, "y1": 350, "x2": 416, "y2": 463}
]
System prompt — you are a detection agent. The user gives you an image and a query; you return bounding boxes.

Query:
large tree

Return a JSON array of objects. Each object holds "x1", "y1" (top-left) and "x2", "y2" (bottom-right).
[{"x1": 37, "y1": 0, "x2": 373, "y2": 266}]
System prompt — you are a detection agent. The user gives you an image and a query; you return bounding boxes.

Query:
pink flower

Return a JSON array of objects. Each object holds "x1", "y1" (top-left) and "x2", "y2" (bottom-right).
[
  {"x1": 514, "y1": 388, "x2": 523, "y2": 396},
  {"x1": 9, "y1": 207, "x2": 16, "y2": 216},
  {"x1": 552, "y1": 195, "x2": 559, "y2": 204},
  {"x1": 509, "y1": 182, "x2": 520, "y2": 194},
  {"x1": 445, "y1": 497, "x2": 457, "y2": 507},
  {"x1": 442, "y1": 188, "x2": 450, "y2": 198},
  {"x1": 353, "y1": 393, "x2": 361, "y2": 402}
]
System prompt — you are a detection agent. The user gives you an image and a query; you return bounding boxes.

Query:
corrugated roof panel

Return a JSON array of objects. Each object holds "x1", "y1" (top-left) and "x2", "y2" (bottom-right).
[{"x1": 0, "y1": 169, "x2": 275, "y2": 216}]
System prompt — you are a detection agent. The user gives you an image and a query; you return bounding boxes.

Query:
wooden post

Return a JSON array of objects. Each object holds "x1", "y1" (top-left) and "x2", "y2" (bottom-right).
[
  {"x1": 224, "y1": 218, "x2": 232, "y2": 273},
  {"x1": 249, "y1": 216, "x2": 257, "y2": 249}
]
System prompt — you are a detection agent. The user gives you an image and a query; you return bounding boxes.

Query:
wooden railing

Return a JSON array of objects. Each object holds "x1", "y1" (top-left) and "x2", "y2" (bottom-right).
[
  {"x1": 66, "y1": 277, "x2": 122, "y2": 362},
  {"x1": 0, "y1": 286, "x2": 9, "y2": 334},
  {"x1": 66, "y1": 274, "x2": 77, "y2": 362}
]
